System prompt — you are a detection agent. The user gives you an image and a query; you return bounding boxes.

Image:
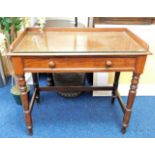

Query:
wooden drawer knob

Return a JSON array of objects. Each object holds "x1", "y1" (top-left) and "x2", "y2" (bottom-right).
[
  {"x1": 48, "y1": 61, "x2": 56, "y2": 68},
  {"x1": 106, "y1": 60, "x2": 112, "y2": 67}
]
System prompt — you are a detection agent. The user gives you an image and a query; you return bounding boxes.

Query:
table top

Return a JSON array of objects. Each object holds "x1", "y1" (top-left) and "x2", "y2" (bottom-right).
[{"x1": 9, "y1": 27, "x2": 149, "y2": 56}]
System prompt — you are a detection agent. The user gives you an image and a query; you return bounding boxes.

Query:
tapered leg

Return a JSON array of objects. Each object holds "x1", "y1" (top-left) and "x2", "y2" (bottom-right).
[
  {"x1": 18, "y1": 75, "x2": 33, "y2": 135},
  {"x1": 47, "y1": 73, "x2": 54, "y2": 86},
  {"x1": 111, "y1": 72, "x2": 120, "y2": 104},
  {"x1": 122, "y1": 73, "x2": 140, "y2": 133},
  {"x1": 32, "y1": 73, "x2": 40, "y2": 103}
]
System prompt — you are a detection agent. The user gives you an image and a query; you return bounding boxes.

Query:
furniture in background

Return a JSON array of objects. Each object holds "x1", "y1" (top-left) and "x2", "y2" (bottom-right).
[
  {"x1": 92, "y1": 17, "x2": 155, "y2": 27},
  {"x1": 8, "y1": 27, "x2": 149, "y2": 135}
]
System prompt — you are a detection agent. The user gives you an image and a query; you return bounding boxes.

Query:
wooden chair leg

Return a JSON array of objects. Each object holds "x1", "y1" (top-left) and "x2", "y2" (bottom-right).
[
  {"x1": 32, "y1": 73, "x2": 40, "y2": 103},
  {"x1": 111, "y1": 72, "x2": 120, "y2": 104}
]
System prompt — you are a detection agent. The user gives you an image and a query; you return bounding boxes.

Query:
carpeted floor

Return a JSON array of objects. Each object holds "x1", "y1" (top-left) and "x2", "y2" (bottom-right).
[{"x1": 0, "y1": 77, "x2": 155, "y2": 138}]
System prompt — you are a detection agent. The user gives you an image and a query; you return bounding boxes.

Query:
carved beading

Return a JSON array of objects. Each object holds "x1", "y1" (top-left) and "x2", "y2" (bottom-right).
[
  {"x1": 17, "y1": 75, "x2": 32, "y2": 134},
  {"x1": 130, "y1": 74, "x2": 140, "y2": 93},
  {"x1": 18, "y1": 76, "x2": 27, "y2": 93}
]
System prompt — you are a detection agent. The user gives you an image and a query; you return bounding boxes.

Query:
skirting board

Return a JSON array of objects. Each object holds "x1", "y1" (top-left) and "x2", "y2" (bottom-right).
[{"x1": 93, "y1": 84, "x2": 155, "y2": 96}]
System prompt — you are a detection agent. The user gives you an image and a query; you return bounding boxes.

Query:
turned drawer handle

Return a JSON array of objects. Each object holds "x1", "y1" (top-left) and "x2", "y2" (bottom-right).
[
  {"x1": 48, "y1": 61, "x2": 56, "y2": 68},
  {"x1": 106, "y1": 60, "x2": 112, "y2": 67}
]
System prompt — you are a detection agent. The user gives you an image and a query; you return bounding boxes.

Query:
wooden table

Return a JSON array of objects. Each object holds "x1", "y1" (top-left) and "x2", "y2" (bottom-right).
[{"x1": 8, "y1": 27, "x2": 150, "y2": 135}]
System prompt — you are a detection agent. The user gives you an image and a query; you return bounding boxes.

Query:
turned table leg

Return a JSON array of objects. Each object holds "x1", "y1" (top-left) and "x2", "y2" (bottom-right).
[
  {"x1": 32, "y1": 73, "x2": 40, "y2": 103},
  {"x1": 18, "y1": 75, "x2": 33, "y2": 135},
  {"x1": 112, "y1": 72, "x2": 120, "y2": 104},
  {"x1": 122, "y1": 73, "x2": 140, "y2": 133}
]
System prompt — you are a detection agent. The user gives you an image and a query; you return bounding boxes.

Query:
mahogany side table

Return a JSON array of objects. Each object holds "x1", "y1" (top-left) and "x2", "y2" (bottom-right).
[{"x1": 8, "y1": 27, "x2": 150, "y2": 135}]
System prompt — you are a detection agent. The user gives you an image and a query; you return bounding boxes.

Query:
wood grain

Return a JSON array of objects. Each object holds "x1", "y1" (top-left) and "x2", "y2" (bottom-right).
[
  {"x1": 11, "y1": 57, "x2": 24, "y2": 75},
  {"x1": 7, "y1": 27, "x2": 149, "y2": 56},
  {"x1": 8, "y1": 27, "x2": 149, "y2": 134},
  {"x1": 23, "y1": 56, "x2": 136, "y2": 73},
  {"x1": 93, "y1": 17, "x2": 155, "y2": 25}
]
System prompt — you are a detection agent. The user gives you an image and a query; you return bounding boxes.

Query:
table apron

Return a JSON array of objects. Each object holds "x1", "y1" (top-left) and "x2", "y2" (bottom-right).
[
  {"x1": 11, "y1": 55, "x2": 147, "y2": 75},
  {"x1": 22, "y1": 56, "x2": 137, "y2": 73}
]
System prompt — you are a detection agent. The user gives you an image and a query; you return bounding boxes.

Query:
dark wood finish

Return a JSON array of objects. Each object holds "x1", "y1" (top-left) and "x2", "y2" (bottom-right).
[
  {"x1": 18, "y1": 75, "x2": 33, "y2": 135},
  {"x1": 8, "y1": 27, "x2": 149, "y2": 134},
  {"x1": 23, "y1": 56, "x2": 137, "y2": 73},
  {"x1": 93, "y1": 17, "x2": 155, "y2": 26},
  {"x1": 29, "y1": 88, "x2": 37, "y2": 113},
  {"x1": 32, "y1": 73, "x2": 40, "y2": 103},
  {"x1": 112, "y1": 72, "x2": 120, "y2": 104},
  {"x1": 39, "y1": 86, "x2": 113, "y2": 92},
  {"x1": 122, "y1": 73, "x2": 140, "y2": 134}
]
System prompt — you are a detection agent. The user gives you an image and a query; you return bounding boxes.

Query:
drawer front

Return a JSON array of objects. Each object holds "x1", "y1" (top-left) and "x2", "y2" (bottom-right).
[{"x1": 23, "y1": 57, "x2": 136, "y2": 72}]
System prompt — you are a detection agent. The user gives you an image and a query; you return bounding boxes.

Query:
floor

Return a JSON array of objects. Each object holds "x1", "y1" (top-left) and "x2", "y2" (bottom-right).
[{"x1": 0, "y1": 77, "x2": 155, "y2": 138}]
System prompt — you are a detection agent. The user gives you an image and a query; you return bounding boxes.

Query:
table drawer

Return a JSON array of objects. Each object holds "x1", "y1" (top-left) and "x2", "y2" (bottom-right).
[{"x1": 23, "y1": 57, "x2": 136, "y2": 72}]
